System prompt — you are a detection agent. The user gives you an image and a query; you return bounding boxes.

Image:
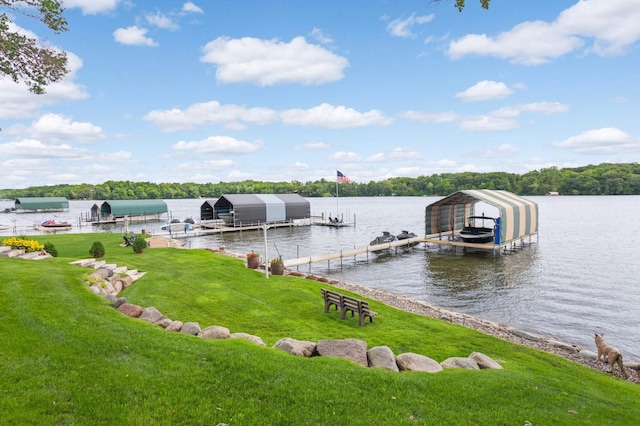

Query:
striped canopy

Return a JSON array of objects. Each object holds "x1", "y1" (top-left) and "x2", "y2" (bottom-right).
[{"x1": 425, "y1": 189, "x2": 538, "y2": 244}]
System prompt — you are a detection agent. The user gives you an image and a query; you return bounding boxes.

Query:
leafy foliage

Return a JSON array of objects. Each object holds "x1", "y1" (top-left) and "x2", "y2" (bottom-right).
[
  {"x1": 43, "y1": 241, "x2": 57, "y2": 257},
  {"x1": 132, "y1": 237, "x2": 146, "y2": 254},
  {"x1": 89, "y1": 241, "x2": 105, "y2": 258},
  {"x1": 2, "y1": 237, "x2": 43, "y2": 252},
  {"x1": 0, "y1": 0, "x2": 68, "y2": 94}
]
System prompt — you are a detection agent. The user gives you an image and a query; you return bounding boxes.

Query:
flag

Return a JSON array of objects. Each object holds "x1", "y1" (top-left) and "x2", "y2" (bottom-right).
[{"x1": 337, "y1": 170, "x2": 351, "y2": 183}]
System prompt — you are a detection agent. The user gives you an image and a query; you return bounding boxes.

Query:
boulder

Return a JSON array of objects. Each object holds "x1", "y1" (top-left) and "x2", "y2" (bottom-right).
[
  {"x1": 367, "y1": 346, "x2": 399, "y2": 371},
  {"x1": 140, "y1": 307, "x2": 166, "y2": 324},
  {"x1": 469, "y1": 352, "x2": 503, "y2": 370},
  {"x1": 548, "y1": 340, "x2": 579, "y2": 354},
  {"x1": 96, "y1": 268, "x2": 112, "y2": 278},
  {"x1": 166, "y1": 320, "x2": 184, "y2": 332},
  {"x1": 120, "y1": 276, "x2": 134, "y2": 288},
  {"x1": 230, "y1": 332, "x2": 265, "y2": 346},
  {"x1": 578, "y1": 350, "x2": 597, "y2": 360},
  {"x1": 273, "y1": 338, "x2": 316, "y2": 357},
  {"x1": 117, "y1": 303, "x2": 143, "y2": 318},
  {"x1": 199, "y1": 325, "x2": 230, "y2": 339},
  {"x1": 156, "y1": 318, "x2": 173, "y2": 329},
  {"x1": 441, "y1": 357, "x2": 480, "y2": 370},
  {"x1": 112, "y1": 297, "x2": 127, "y2": 309},
  {"x1": 315, "y1": 338, "x2": 368, "y2": 366},
  {"x1": 396, "y1": 353, "x2": 443, "y2": 373},
  {"x1": 180, "y1": 322, "x2": 201, "y2": 336}
]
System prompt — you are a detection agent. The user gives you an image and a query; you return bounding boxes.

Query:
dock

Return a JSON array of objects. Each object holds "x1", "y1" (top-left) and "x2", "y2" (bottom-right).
[{"x1": 282, "y1": 231, "x2": 535, "y2": 269}]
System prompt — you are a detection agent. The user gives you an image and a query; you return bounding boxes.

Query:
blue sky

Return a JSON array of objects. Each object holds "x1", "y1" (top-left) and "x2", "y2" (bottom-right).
[{"x1": 1, "y1": 0, "x2": 639, "y2": 189}]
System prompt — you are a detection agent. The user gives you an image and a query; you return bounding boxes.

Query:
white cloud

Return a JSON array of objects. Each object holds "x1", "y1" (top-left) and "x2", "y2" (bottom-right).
[
  {"x1": 459, "y1": 116, "x2": 519, "y2": 132},
  {"x1": 386, "y1": 13, "x2": 434, "y2": 38},
  {"x1": 172, "y1": 136, "x2": 263, "y2": 154},
  {"x1": 113, "y1": 26, "x2": 158, "y2": 47},
  {"x1": 0, "y1": 53, "x2": 88, "y2": 120},
  {"x1": 295, "y1": 141, "x2": 330, "y2": 151},
  {"x1": 144, "y1": 101, "x2": 278, "y2": 132},
  {"x1": 309, "y1": 28, "x2": 333, "y2": 44},
  {"x1": 401, "y1": 111, "x2": 458, "y2": 123},
  {"x1": 280, "y1": 103, "x2": 393, "y2": 129},
  {"x1": 146, "y1": 13, "x2": 179, "y2": 31},
  {"x1": 447, "y1": 0, "x2": 640, "y2": 65},
  {"x1": 182, "y1": 2, "x2": 204, "y2": 14},
  {"x1": 63, "y1": 0, "x2": 120, "y2": 15},
  {"x1": 22, "y1": 113, "x2": 106, "y2": 144},
  {"x1": 0, "y1": 139, "x2": 91, "y2": 158},
  {"x1": 329, "y1": 148, "x2": 420, "y2": 163},
  {"x1": 146, "y1": 101, "x2": 392, "y2": 131},
  {"x1": 455, "y1": 80, "x2": 514, "y2": 102},
  {"x1": 477, "y1": 143, "x2": 519, "y2": 158},
  {"x1": 554, "y1": 128, "x2": 640, "y2": 154},
  {"x1": 518, "y1": 102, "x2": 570, "y2": 114},
  {"x1": 200, "y1": 36, "x2": 349, "y2": 86}
]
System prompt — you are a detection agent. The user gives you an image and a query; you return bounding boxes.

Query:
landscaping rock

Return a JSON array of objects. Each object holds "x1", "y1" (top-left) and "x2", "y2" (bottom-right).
[
  {"x1": 166, "y1": 320, "x2": 183, "y2": 332},
  {"x1": 199, "y1": 325, "x2": 230, "y2": 339},
  {"x1": 140, "y1": 307, "x2": 166, "y2": 324},
  {"x1": 315, "y1": 338, "x2": 368, "y2": 366},
  {"x1": 96, "y1": 268, "x2": 112, "y2": 279},
  {"x1": 180, "y1": 322, "x2": 201, "y2": 336},
  {"x1": 156, "y1": 318, "x2": 173, "y2": 329},
  {"x1": 396, "y1": 353, "x2": 443, "y2": 373},
  {"x1": 578, "y1": 350, "x2": 598, "y2": 360},
  {"x1": 273, "y1": 338, "x2": 316, "y2": 357},
  {"x1": 120, "y1": 276, "x2": 134, "y2": 288},
  {"x1": 441, "y1": 357, "x2": 480, "y2": 370},
  {"x1": 469, "y1": 352, "x2": 503, "y2": 370},
  {"x1": 112, "y1": 297, "x2": 127, "y2": 309},
  {"x1": 367, "y1": 346, "x2": 399, "y2": 371},
  {"x1": 230, "y1": 332, "x2": 265, "y2": 346},
  {"x1": 548, "y1": 340, "x2": 579, "y2": 354},
  {"x1": 117, "y1": 303, "x2": 143, "y2": 318}
]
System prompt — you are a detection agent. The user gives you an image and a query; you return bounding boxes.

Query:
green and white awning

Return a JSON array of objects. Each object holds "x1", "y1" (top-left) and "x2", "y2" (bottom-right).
[{"x1": 425, "y1": 189, "x2": 538, "y2": 244}]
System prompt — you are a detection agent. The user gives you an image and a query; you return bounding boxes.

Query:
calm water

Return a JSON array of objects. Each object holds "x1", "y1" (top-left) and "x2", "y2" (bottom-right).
[{"x1": 2, "y1": 196, "x2": 639, "y2": 360}]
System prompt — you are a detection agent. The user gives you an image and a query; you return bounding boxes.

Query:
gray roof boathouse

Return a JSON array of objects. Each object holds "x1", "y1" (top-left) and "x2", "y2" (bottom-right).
[{"x1": 210, "y1": 194, "x2": 310, "y2": 227}]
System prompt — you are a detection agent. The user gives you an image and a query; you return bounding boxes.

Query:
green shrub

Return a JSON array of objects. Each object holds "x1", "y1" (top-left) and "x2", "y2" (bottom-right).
[
  {"x1": 89, "y1": 241, "x2": 105, "y2": 258},
  {"x1": 43, "y1": 242, "x2": 58, "y2": 257},
  {"x1": 132, "y1": 237, "x2": 147, "y2": 254}
]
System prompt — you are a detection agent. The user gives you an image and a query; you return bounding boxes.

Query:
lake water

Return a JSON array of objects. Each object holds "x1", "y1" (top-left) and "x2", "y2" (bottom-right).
[{"x1": 2, "y1": 195, "x2": 639, "y2": 360}]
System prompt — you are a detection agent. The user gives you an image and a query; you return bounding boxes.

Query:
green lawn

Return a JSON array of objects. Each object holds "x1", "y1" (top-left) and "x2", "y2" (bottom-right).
[{"x1": 1, "y1": 233, "x2": 639, "y2": 425}]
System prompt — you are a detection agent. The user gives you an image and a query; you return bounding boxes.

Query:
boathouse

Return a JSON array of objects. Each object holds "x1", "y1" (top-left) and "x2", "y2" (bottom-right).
[
  {"x1": 425, "y1": 189, "x2": 538, "y2": 245},
  {"x1": 199, "y1": 199, "x2": 219, "y2": 221},
  {"x1": 15, "y1": 197, "x2": 69, "y2": 213},
  {"x1": 90, "y1": 200, "x2": 168, "y2": 222},
  {"x1": 212, "y1": 194, "x2": 310, "y2": 227}
]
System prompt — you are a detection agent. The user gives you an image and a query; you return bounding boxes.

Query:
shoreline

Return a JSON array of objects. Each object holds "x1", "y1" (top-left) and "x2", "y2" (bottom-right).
[
  {"x1": 285, "y1": 269, "x2": 639, "y2": 384},
  {"x1": 218, "y1": 248, "x2": 637, "y2": 383}
]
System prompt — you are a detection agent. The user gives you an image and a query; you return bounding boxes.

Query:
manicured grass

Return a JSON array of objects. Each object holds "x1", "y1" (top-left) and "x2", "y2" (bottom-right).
[{"x1": 2, "y1": 233, "x2": 639, "y2": 424}]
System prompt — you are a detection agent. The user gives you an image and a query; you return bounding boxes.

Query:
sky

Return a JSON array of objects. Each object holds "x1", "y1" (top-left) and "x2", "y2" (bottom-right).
[{"x1": 1, "y1": 0, "x2": 640, "y2": 189}]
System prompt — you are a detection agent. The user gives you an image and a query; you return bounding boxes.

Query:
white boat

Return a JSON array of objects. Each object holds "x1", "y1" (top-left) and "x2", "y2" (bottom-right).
[
  {"x1": 161, "y1": 222, "x2": 193, "y2": 233},
  {"x1": 459, "y1": 216, "x2": 496, "y2": 244}
]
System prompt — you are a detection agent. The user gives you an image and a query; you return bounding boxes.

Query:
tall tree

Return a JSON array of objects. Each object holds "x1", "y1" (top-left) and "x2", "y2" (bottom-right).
[{"x1": 0, "y1": 0, "x2": 68, "y2": 94}]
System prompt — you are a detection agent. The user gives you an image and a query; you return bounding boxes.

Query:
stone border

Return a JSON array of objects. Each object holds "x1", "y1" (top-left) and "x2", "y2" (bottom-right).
[{"x1": 70, "y1": 258, "x2": 504, "y2": 373}]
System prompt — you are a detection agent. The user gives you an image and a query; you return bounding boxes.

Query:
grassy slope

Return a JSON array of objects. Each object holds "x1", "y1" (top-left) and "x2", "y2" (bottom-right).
[{"x1": 1, "y1": 233, "x2": 639, "y2": 425}]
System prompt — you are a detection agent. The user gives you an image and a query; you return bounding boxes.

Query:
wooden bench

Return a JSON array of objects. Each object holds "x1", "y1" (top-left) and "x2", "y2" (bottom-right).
[{"x1": 321, "y1": 288, "x2": 377, "y2": 326}]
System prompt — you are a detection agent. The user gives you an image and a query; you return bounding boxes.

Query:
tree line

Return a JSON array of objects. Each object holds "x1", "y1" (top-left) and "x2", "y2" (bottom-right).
[{"x1": 2, "y1": 163, "x2": 640, "y2": 200}]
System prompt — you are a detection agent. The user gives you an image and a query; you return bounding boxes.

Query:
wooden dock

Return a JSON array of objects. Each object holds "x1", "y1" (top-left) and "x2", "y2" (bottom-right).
[{"x1": 281, "y1": 231, "x2": 534, "y2": 269}]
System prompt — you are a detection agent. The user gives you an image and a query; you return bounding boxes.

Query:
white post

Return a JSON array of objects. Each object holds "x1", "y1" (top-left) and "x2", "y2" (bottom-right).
[{"x1": 263, "y1": 223, "x2": 269, "y2": 279}]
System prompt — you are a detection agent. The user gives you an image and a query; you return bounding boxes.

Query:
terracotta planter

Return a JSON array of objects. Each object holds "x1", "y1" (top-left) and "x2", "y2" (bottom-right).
[
  {"x1": 247, "y1": 255, "x2": 259, "y2": 269},
  {"x1": 270, "y1": 262, "x2": 284, "y2": 275}
]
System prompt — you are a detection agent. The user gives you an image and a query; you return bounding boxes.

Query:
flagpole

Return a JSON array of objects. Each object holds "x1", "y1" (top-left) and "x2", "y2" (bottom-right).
[{"x1": 335, "y1": 171, "x2": 339, "y2": 218}]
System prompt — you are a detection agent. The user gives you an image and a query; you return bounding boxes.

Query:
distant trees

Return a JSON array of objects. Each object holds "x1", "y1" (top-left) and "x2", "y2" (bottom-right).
[{"x1": 2, "y1": 163, "x2": 640, "y2": 199}]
